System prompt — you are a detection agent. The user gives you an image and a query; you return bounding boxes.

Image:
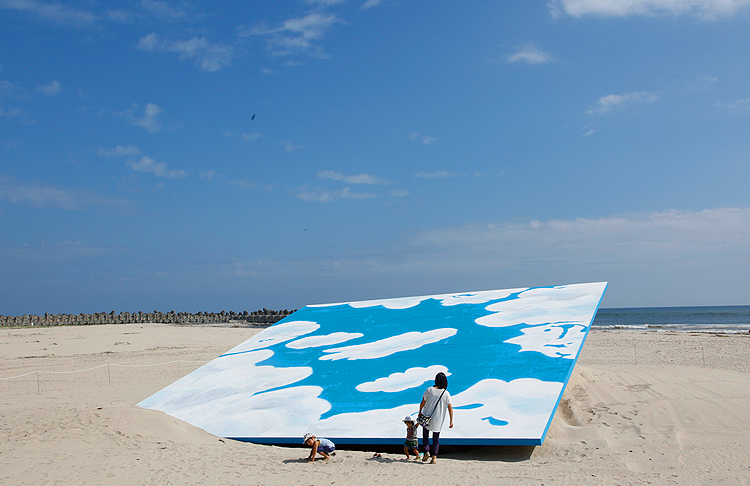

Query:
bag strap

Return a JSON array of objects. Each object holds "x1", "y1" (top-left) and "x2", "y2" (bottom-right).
[{"x1": 427, "y1": 389, "x2": 446, "y2": 417}]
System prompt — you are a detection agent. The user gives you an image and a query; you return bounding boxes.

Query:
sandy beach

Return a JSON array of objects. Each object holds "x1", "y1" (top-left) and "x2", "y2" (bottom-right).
[{"x1": 2, "y1": 324, "x2": 749, "y2": 485}]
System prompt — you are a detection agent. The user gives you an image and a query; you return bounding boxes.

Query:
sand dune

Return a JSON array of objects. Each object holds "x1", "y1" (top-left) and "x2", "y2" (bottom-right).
[{"x1": 2, "y1": 324, "x2": 749, "y2": 485}]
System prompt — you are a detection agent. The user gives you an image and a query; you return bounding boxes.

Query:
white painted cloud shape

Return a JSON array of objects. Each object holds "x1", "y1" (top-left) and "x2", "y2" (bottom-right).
[
  {"x1": 504, "y1": 323, "x2": 587, "y2": 359},
  {"x1": 225, "y1": 320, "x2": 319, "y2": 354},
  {"x1": 138, "y1": 349, "x2": 315, "y2": 430},
  {"x1": 320, "y1": 328, "x2": 457, "y2": 361},
  {"x1": 476, "y1": 283, "x2": 606, "y2": 328},
  {"x1": 286, "y1": 332, "x2": 363, "y2": 349},
  {"x1": 356, "y1": 365, "x2": 450, "y2": 393}
]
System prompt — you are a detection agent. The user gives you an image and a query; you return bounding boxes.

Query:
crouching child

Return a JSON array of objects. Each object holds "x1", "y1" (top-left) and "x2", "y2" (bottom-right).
[{"x1": 303, "y1": 433, "x2": 335, "y2": 462}]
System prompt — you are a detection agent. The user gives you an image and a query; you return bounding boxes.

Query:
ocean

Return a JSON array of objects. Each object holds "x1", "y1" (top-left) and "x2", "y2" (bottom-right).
[{"x1": 593, "y1": 306, "x2": 750, "y2": 334}]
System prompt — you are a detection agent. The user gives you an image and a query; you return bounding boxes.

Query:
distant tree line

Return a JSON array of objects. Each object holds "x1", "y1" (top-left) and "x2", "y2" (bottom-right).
[{"x1": 0, "y1": 308, "x2": 296, "y2": 327}]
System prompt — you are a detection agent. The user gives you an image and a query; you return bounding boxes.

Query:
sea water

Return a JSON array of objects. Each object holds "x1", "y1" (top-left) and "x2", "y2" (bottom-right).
[{"x1": 593, "y1": 306, "x2": 750, "y2": 334}]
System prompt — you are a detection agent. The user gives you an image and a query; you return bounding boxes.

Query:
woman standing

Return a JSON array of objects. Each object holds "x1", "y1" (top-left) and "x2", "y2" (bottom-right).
[{"x1": 418, "y1": 372, "x2": 453, "y2": 464}]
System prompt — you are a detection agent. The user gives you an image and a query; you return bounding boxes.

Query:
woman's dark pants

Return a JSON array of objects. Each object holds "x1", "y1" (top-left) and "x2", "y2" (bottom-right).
[{"x1": 422, "y1": 428, "x2": 440, "y2": 457}]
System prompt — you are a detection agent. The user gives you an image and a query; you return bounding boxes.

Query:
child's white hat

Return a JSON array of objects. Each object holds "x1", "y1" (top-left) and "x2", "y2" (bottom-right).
[
  {"x1": 303, "y1": 432, "x2": 314, "y2": 443},
  {"x1": 403, "y1": 415, "x2": 414, "y2": 422}
]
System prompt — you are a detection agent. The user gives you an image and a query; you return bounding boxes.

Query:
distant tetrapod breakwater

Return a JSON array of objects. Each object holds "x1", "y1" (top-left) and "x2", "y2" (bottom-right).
[{"x1": 0, "y1": 309, "x2": 296, "y2": 327}]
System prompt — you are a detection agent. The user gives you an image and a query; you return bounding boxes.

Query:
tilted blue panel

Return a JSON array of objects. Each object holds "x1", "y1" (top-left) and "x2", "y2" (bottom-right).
[{"x1": 138, "y1": 282, "x2": 607, "y2": 445}]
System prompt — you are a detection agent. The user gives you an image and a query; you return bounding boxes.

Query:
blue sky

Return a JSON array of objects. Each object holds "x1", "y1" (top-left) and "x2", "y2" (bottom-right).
[{"x1": 2, "y1": 0, "x2": 750, "y2": 315}]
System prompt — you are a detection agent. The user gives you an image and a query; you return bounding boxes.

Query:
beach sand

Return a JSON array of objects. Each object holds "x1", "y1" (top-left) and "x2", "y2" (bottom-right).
[{"x1": 2, "y1": 324, "x2": 749, "y2": 485}]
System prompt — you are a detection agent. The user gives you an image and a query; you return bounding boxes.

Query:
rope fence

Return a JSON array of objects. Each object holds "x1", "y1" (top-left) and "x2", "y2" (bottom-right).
[{"x1": 0, "y1": 359, "x2": 210, "y2": 394}]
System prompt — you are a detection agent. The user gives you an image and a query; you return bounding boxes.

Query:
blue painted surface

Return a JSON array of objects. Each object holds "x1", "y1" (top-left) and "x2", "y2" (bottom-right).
[{"x1": 138, "y1": 282, "x2": 607, "y2": 445}]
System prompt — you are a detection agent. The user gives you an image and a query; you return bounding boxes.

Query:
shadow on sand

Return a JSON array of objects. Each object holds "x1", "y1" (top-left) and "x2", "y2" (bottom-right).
[{"x1": 278, "y1": 443, "x2": 535, "y2": 462}]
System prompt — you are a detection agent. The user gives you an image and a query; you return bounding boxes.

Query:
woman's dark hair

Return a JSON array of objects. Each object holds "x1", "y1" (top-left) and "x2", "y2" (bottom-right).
[{"x1": 434, "y1": 372, "x2": 448, "y2": 390}]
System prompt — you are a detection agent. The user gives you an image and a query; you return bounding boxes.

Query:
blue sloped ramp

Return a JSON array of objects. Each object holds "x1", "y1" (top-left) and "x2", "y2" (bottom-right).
[{"x1": 138, "y1": 282, "x2": 607, "y2": 445}]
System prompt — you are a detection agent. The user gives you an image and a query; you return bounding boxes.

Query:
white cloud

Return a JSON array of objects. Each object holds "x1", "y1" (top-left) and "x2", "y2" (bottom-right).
[
  {"x1": 35, "y1": 80, "x2": 61, "y2": 95},
  {"x1": 128, "y1": 103, "x2": 164, "y2": 133},
  {"x1": 137, "y1": 33, "x2": 233, "y2": 72},
  {"x1": 0, "y1": 106, "x2": 30, "y2": 122},
  {"x1": 239, "y1": 13, "x2": 339, "y2": 58},
  {"x1": 317, "y1": 170, "x2": 389, "y2": 185},
  {"x1": 295, "y1": 186, "x2": 379, "y2": 202},
  {"x1": 320, "y1": 328, "x2": 458, "y2": 361},
  {"x1": 286, "y1": 332, "x2": 364, "y2": 349},
  {"x1": 212, "y1": 207, "x2": 750, "y2": 307},
  {"x1": 508, "y1": 45, "x2": 551, "y2": 64},
  {"x1": 361, "y1": 0, "x2": 384, "y2": 9},
  {"x1": 716, "y1": 98, "x2": 750, "y2": 110},
  {"x1": 307, "y1": 0, "x2": 347, "y2": 5},
  {"x1": 0, "y1": 0, "x2": 99, "y2": 27},
  {"x1": 548, "y1": 0, "x2": 750, "y2": 20},
  {"x1": 97, "y1": 145, "x2": 141, "y2": 157},
  {"x1": 587, "y1": 91, "x2": 658, "y2": 115},
  {"x1": 0, "y1": 80, "x2": 23, "y2": 99},
  {"x1": 356, "y1": 365, "x2": 450, "y2": 393},
  {"x1": 199, "y1": 170, "x2": 216, "y2": 181},
  {"x1": 128, "y1": 156, "x2": 187, "y2": 179},
  {"x1": 409, "y1": 208, "x2": 750, "y2": 267},
  {"x1": 138, "y1": 0, "x2": 187, "y2": 19},
  {"x1": 408, "y1": 132, "x2": 438, "y2": 144},
  {"x1": 282, "y1": 140, "x2": 303, "y2": 152},
  {"x1": 416, "y1": 171, "x2": 455, "y2": 179},
  {"x1": 0, "y1": 175, "x2": 130, "y2": 211}
]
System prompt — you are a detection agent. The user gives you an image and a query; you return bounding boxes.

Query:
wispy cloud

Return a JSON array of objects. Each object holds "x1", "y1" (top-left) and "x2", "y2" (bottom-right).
[
  {"x1": 282, "y1": 140, "x2": 304, "y2": 152},
  {"x1": 0, "y1": 80, "x2": 26, "y2": 99},
  {"x1": 587, "y1": 91, "x2": 658, "y2": 115},
  {"x1": 97, "y1": 145, "x2": 141, "y2": 157},
  {"x1": 415, "y1": 171, "x2": 456, "y2": 179},
  {"x1": 715, "y1": 98, "x2": 750, "y2": 111},
  {"x1": 317, "y1": 170, "x2": 389, "y2": 185},
  {"x1": 35, "y1": 80, "x2": 61, "y2": 95},
  {"x1": 239, "y1": 12, "x2": 339, "y2": 58},
  {"x1": 138, "y1": 33, "x2": 233, "y2": 72},
  {"x1": 0, "y1": 106, "x2": 31, "y2": 123},
  {"x1": 410, "y1": 208, "x2": 750, "y2": 265},
  {"x1": 0, "y1": 0, "x2": 99, "y2": 27},
  {"x1": 507, "y1": 44, "x2": 551, "y2": 64},
  {"x1": 306, "y1": 0, "x2": 348, "y2": 5},
  {"x1": 128, "y1": 156, "x2": 186, "y2": 179},
  {"x1": 295, "y1": 186, "x2": 379, "y2": 202},
  {"x1": 137, "y1": 0, "x2": 188, "y2": 19},
  {"x1": 0, "y1": 175, "x2": 131, "y2": 211},
  {"x1": 361, "y1": 0, "x2": 385, "y2": 9},
  {"x1": 199, "y1": 170, "x2": 216, "y2": 181},
  {"x1": 123, "y1": 102, "x2": 164, "y2": 133},
  {"x1": 548, "y1": 0, "x2": 750, "y2": 20},
  {"x1": 410, "y1": 132, "x2": 438, "y2": 144}
]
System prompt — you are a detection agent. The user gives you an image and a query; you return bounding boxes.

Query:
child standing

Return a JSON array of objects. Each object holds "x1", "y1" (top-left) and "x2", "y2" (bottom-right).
[
  {"x1": 402, "y1": 415, "x2": 420, "y2": 460},
  {"x1": 303, "y1": 433, "x2": 335, "y2": 462}
]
